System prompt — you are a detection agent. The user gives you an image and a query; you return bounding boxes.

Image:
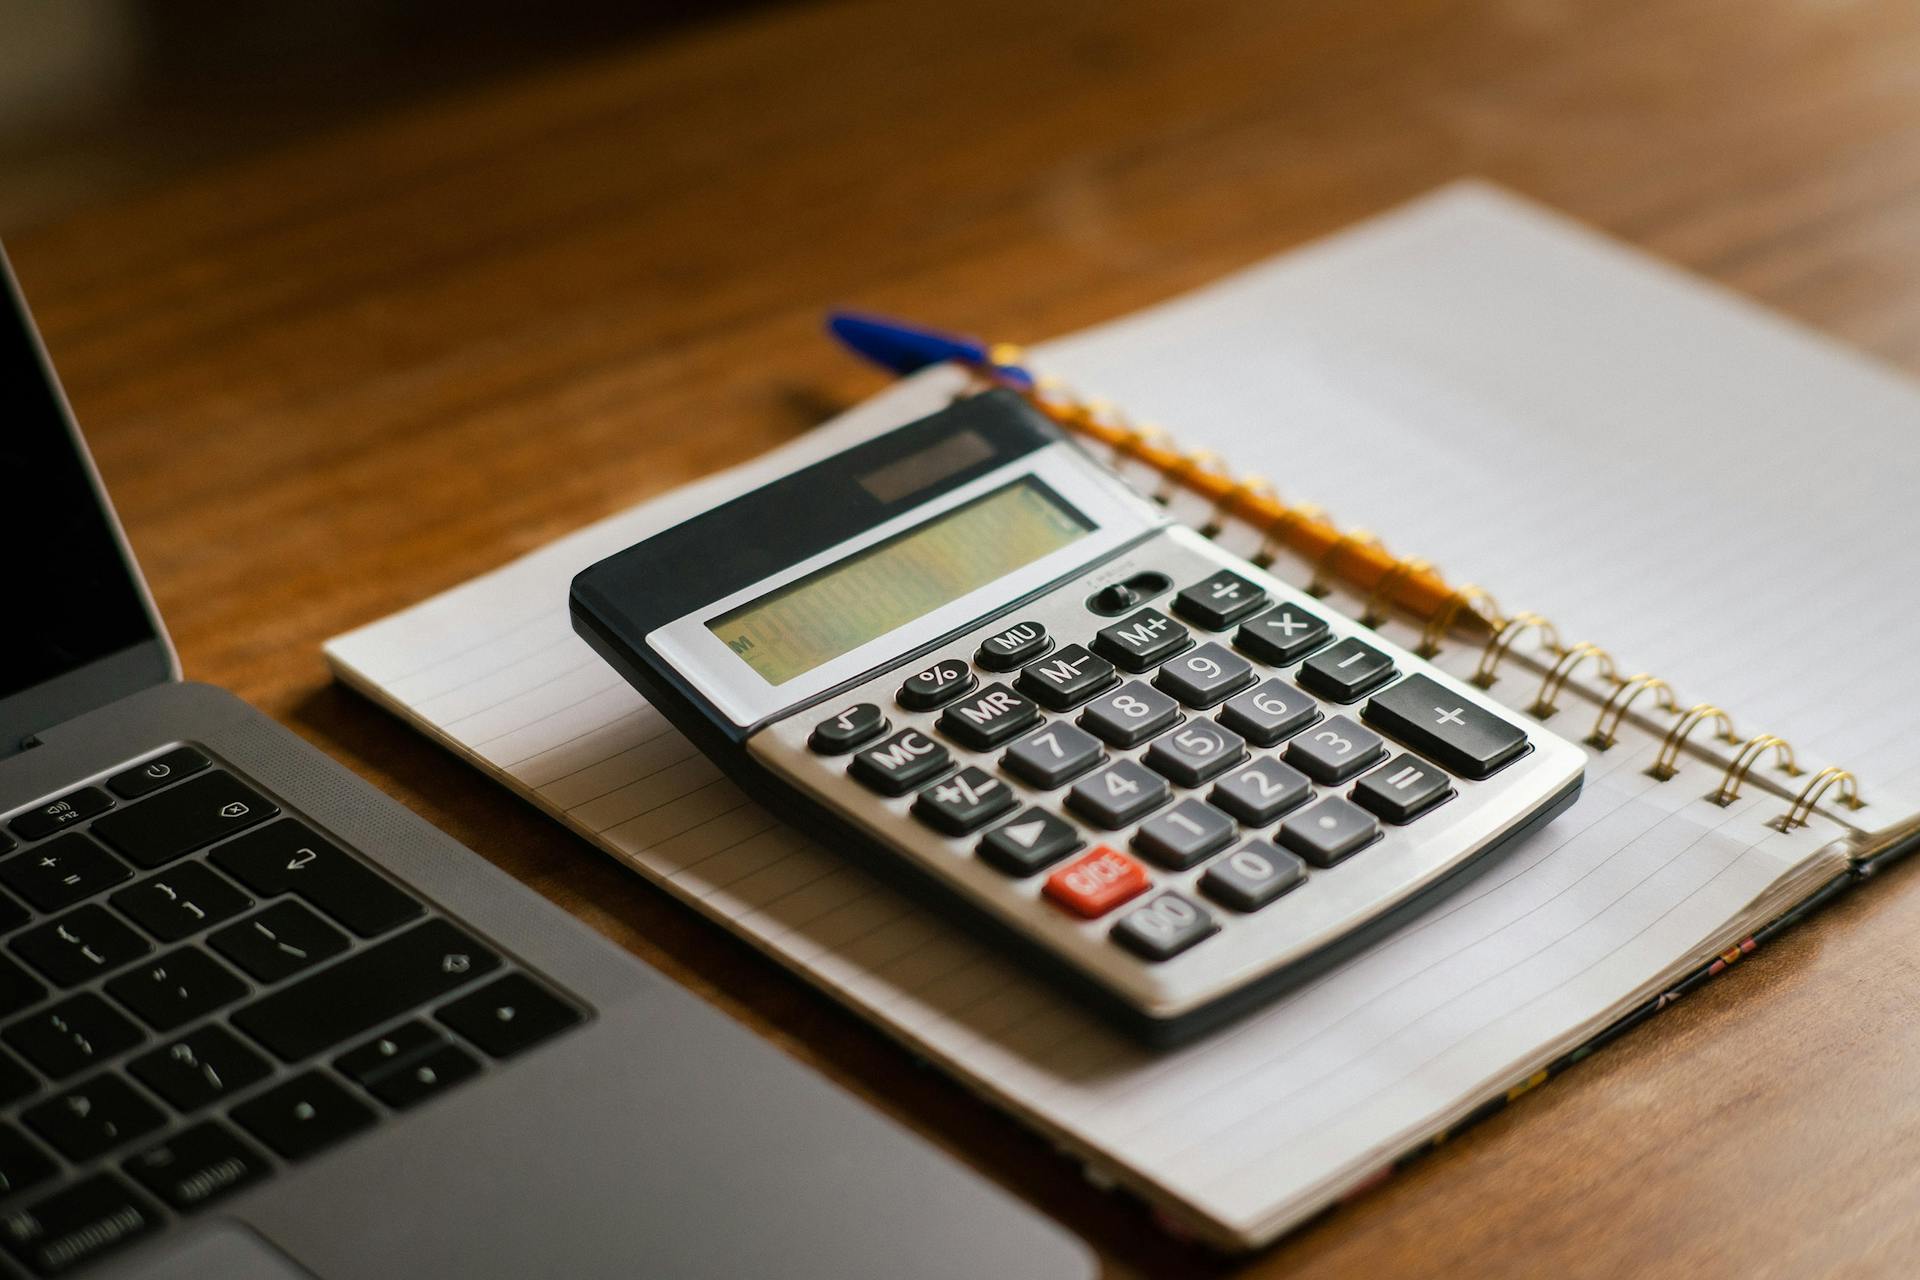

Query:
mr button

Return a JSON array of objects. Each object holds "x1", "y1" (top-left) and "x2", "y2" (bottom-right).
[
  {"x1": 937, "y1": 683, "x2": 1041, "y2": 749},
  {"x1": 1362, "y1": 674, "x2": 1528, "y2": 779}
]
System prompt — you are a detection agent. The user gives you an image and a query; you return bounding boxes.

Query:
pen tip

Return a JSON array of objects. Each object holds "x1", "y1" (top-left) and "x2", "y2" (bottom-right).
[{"x1": 826, "y1": 310, "x2": 989, "y2": 375}]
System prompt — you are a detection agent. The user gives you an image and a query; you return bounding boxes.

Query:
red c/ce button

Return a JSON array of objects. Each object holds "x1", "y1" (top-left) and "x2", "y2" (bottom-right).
[{"x1": 1044, "y1": 846, "x2": 1151, "y2": 919}]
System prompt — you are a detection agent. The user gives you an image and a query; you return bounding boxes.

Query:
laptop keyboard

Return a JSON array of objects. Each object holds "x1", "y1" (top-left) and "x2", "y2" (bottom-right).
[{"x1": 0, "y1": 746, "x2": 587, "y2": 1275}]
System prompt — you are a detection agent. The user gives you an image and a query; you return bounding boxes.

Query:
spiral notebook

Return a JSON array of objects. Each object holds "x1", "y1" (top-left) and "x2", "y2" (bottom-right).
[{"x1": 323, "y1": 182, "x2": 1920, "y2": 1251}]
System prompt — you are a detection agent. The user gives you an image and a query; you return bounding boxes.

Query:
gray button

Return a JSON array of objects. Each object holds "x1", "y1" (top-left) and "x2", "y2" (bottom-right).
[
  {"x1": 1235, "y1": 602, "x2": 1331, "y2": 665},
  {"x1": 1131, "y1": 799, "x2": 1235, "y2": 870},
  {"x1": 849, "y1": 729, "x2": 951, "y2": 796},
  {"x1": 1296, "y1": 636, "x2": 1396, "y2": 702},
  {"x1": 1152, "y1": 642, "x2": 1256, "y2": 708},
  {"x1": 1217, "y1": 678, "x2": 1321, "y2": 746},
  {"x1": 1199, "y1": 839, "x2": 1307, "y2": 912},
  {"x1": 1078, "y1": 681, "x2": 1180, "y2": 748},
  {"x1": 1142, "y1": 720, "x2": 1247, "y2": 787},
  {"x1": 912, "y1": 766, "x2": 1019, "y2": 835},
  {"x1": 1362, "y1": 673, "x2": 1529, "y2": 779},
  {"x1": 1276, "y1": 796, "x2": 1380, "y2": 867},
  {"x1": 975, "y1": 620, "x2": 1050, "y2": 671},
  {"x1": 977, "y1": 808, "x2": 1083, "y2": 876},
  {"x1": 898, "y1": 657, "x2": 977, "y2": 710},
  {"x1": 1110, "y1": 891, "x2": 1218, "y2": 961},
  {"x1": 1092, "y1": 608, "x2": 1191, "y2": 672},
  {"x1": 1352, "y1": 753, "x2": 1453, "y2": 823},
  {"x1": 1065, "y1": 760, "x2": 1171, "y2": 829},
  {"x1": 1283, "y1": 715, "x2": 1386, "y2": 784},
  {"x1": 1210, "y1": 758, "x2": 1312, "y2": 825},
  {"x1": 936, "y1": 682, "x2": 1041, "y2": 750},
  {"x1": 1015, "y1": 644, "x2": 1117, "y2": 711},
  {"x1": 1002, "y1": 723, "x2": 1105, "y2": 789}
]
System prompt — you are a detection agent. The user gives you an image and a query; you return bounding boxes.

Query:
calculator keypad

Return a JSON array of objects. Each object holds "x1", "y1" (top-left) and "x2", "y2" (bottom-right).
[{"x1": 753, "y1": 528, "x2": 1584, "y2": 1029}]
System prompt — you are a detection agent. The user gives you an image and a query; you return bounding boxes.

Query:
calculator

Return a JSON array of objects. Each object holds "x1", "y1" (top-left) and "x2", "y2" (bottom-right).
[{"x1": 571, "y1": 390, "x2": 1585, "y2": 1041}]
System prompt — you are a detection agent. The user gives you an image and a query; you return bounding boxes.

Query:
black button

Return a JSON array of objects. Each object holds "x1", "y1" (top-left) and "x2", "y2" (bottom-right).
[
  {"x1": 0, "y1": 1049, "x2": 37, "y2": 1107},
  {"x1": 1110, "y1": 891, "x2": 1218, "y2": 961},
  {"x1": 0, "y1": 1124, "x2": 56, "y2": 1201},
  {"x1": 1087, "y1": 583, "x2": 1139, "y2": 615},
  {"x1": 1297, "y1": 636, "x2": 1397, "y2": 702},
  {"x1": 231, "y1": 918, "x2": 500, "y2": 1062},
  {"x1": 1235, "y1": 602, "x2": 1332, "y2": 665},
  {"x1": 1217, "y1": 678, "x2": 1321, "y2": 746},
  {"x1": 0, "y1": 1172, "x2": 159, "y2": 1275},
  {"x1": 109, "y1": 862, "x2": 253, "y2": 943},
  {"x1": 1173, "y1": 570, "x2": 1269, "y2": 629},
  {"x1": 1352, "y1": 754, "x2": 1454, "y2": 823},
  {"x1": 936, "y1": 683, "x2": 1041, "y2": 750},
  {"x1": 89, "y1": 771, "x2": 278, "y2": 869},
  {"x1": 105, "y1": 747, "x2": 211, "y2": 801},
  {"x1": 1200, "y1": 840, "x2": 1308, "y2": 912},
  {"x1": 125, "y1": 1120, "x2": 269, "y2": 1213},
  {"x1": 1363, "y1": 673, "x2": 1529, "y2": 780},
  {"x1": 1210, "y1": 758, "x2": 1313, "y2": 826},
  {"x1": 334, "y1": 1019, "x2": 443, "y2": 1083},
  {"x1": 0, "y1": 891, "x2": 26, "y2": 936},
  {"x1": 1143, "y1": 721, "x2": 1248, "y2": 787},
  {"x1": 1065, "y1": 760, "x2": 1171, "y2": 829},
  {"x1": 1284, "y1": 715, "x2": 1388, "y2": 784},
  {"x1": 104, "y1": 947, "x2": 249, "y2": 1033},
  {"x1": 230, "y1": 1070, "x2": 375, "y2": 1161},
  {"x1": 3, "y1": 994, "x2": 142, "y2": 1081},
  {"x1": 1015, "y1": 644, "x2": 1118, "y2": 711},
  {"x1": 1078, "y1": 681, "x2": 1181, "y2": 749},
  {"x1": 0, "y1": 957, "x2": 45, "y2": 1022},
  {"x1": 1092, "y1": 608, "x2": 1191, "y2": 672},
  {"x1": 976, "y1": 809, "x2": 1082, "y2": 876},
  {"x1": 24, "y1": 1073, "x2": 165, "y2": 1162},
  {"x1": 807, "y1": 703, "x2": 889, "y2": 755},
  {"x1": 12, "y1": 905, "x2": 151, "y2": 987},
  {"x1": 367, "y1": 1042, "x2": 482, "y2": 1109},
  {"x1": 975, "y1": 620, "x2": 1051, "y2": 671},
  {"x1": 210, "y1": 821, "x2": 423, "y2": 938},
  {"x1": 1131, "y1": 799, "x2": 1236, "y2": 870},
  {"x1": 897, "y1": 658, "x2": 977, "y2": 710},
  {"x1": 912, "y1": 767, "x2": 1019, "y2": 836},
  {"x1": 0, "y1": 834, "x2": 130, "y2": 914},
  {"x1": 849, "y1": 729, "x2": 951, "y2": 796},
  {"x1": 128, "y1": 1024, "x2": 272, "y2": 1113},
  {"x1": 210, "y1": 901, "x2": 350, "y2": 984},
  {"x1": 436, "y1": 973, "x2": 583, "y2": 1060},
  {"x1": 1276, "y1": 796, "x2": 1380, "y2": 868},
  {"x1": 7, "y1": 787, "x2": 112, "y2": 843},
  {"x1": 1001, "y1": 723, "x2": 1104, "y2": 789},
  {"x1": 1152, "y1": 642, "x2": 1256, "y2": 708}
]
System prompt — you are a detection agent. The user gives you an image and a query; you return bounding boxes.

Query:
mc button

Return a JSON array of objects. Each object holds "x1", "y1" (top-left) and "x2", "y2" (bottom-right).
[{"x1": 849, "y1": 729, "x2": 952, "y2": 796}]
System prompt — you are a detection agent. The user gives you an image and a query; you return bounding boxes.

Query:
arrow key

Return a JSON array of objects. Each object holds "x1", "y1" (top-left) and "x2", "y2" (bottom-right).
[
  {"x1": 230, "y1": 1070, "x2": 374, "y2": 1161},
  {"x1": 436, "y1": 972, "x2": 583, "y2": 1060},
  {"x1": 364, "y1": 1042, "x2": 481, "y2": 1109},
  {"x1": 976, "y1": 808, "x2": 1083, "y2": 876},
  {"x1": 211, "y1": 821, "x2": 422, "y2": 937}
]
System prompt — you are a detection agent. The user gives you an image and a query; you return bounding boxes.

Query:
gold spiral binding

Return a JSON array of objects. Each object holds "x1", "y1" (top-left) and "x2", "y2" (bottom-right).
[
  {"x1": 1779, "y1": 766, "x2": 1865, "y2": 830},
  {"x1": 1528, "y1": 641, "x2": 1619, "y2": 719},
  {"x1": 1361, "y1": 558, "x2": 1436, "y2": 627},
  {"x1": 1415, "y1": 585, "x2": 1501, "y2": 658},
  {"x1": 1471, "y1": 611, "x2": 1561, "y2": 689},
  {"x1": 1648, "y1": 703, "x2": 1736, "y2": 781},
  {"x1": 1588, "y1": 673, "x2": 1680, "y2": 750},
  {"x1": 1156, "y1": 448, "x2": 1230, "y2": 506},
  {"x1": 1710, "y1": 734, "x2": 1799, "y2": 806},
  {"x1": 1306, "y1": 528, "x2": 1381, "y2": 598},
  {"x1": 1201, "y1": 474, "x2": 1274, "y2": 540},
  {"x1": 1251, "y1": 500, "x2": 1326, "y2": 569}
]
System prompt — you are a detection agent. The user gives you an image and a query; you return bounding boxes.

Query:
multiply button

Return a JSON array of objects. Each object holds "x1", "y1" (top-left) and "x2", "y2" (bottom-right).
[
  {"x1": 850, "y1": 729, "x2": 951, "y2": 796},
  {"x1": 898, "y1": 658, "x2": 976, "y2": 710},
  {"x1": 975, "y1": 620, "x2": 1051, "y2": 671},
  {"x1": 808, "y1": 703, "x2": 888, "y2": 755},
  {"x1": 1016, "y1": 644, "x2": 1117, "y2": 711},
  {"x1": 937, "y1": 683, "x2": 1041, "y2": 750},
  {"x1": 1363, "y1": 674, "x2": 1528, "y2": 779},
  {"x1": 1093, "y1": 608, "x2": 1191, "y2": 672},
  {"x1": 1235, "y1": 602, "x2": 1331, "y2": 666}
]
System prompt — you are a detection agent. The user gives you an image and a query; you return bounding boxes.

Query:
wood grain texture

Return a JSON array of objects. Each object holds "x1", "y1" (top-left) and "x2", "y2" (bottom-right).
[{"x1": 11, "y1": 2, "x2": 1920, "y2": 1274}]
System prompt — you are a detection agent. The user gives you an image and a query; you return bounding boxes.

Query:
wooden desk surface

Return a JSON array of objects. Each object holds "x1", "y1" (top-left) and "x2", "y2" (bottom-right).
[{"x1": 13, "y1": 2, "x2": 1920, "y2": 1274}]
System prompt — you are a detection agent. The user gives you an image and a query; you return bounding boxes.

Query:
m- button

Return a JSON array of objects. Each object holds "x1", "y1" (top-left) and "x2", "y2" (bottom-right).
[{"x1": 1362, "y1": 674, "x2": 1528, "y2": 779}]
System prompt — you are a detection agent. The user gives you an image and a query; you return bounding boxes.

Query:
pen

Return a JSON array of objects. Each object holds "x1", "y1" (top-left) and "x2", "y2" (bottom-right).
[{"x1": 825, "y1": 309, "x2": 1489, "y2": 644}]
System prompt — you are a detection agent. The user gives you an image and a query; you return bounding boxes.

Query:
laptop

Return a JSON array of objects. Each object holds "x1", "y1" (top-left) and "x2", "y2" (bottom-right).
[{"x1": 0, "y1": 245, "x2": 1094, "y2": 1279}]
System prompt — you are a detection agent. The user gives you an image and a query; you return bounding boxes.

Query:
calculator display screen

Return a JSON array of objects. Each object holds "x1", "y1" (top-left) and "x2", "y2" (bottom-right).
[{"x1": 707, "y1": 478, "x2": 1091, "y2": 686}]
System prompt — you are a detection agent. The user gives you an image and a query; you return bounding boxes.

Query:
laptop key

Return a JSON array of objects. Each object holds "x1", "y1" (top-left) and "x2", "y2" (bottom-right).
[
  {"x1": 334, "y1": 1020, "x2": 442, "y2": 1083},
  {"x1": 12, "y1": 905, "x2": 151, "y2": 987},
  {"x1": 437, "y1": 973, "x2": 583, "y2": 1059},
  {"x1": 105, "y1": 947, "x2": 249, "y2": 1033},
  {"x1": 230, "y1": 1070, "x2": 375, "y2": 1161},
  {"x1": 24, "y1": 1073, "x2": 165, "y2": 1162},
  {"x1": 209, "y1": 901, "x2": 348, "y2": 984},
  {"x1": 4, "y1": 994, "x2": 144, "y2": 1081},
  {"x1": 210, "y1": 821, "x2": 423, "y2": 938},
  {"x1": 0, "y1": 1172, "x2": 160, "y2": 1276},
  {"x1": 232, "y1": 918, "x2": 500, "y2": 1062},
  {"x1": 0, "y1": 890, "x2": 26, "y2": 936},
  {"x1": 0, "y1": 1125, "x2": 56, "y2": 1202},
  {"x1": 105, "y1": 746, "x2": 211, "y2": 801},
  {"x1": 365, "y1": 1042, "x2": 481, "y2": 1109},
  {"x1": 109, "y1": 862, "x2": 253, "y2": 943},
  {"x1": 89, "y1": 771, "x2": 278, "y2": 869},
  {"x1": 128, "y1": 1025, "x2": 271, "y2": 1113},
  {"x1": 0, "y1": 834, "x2": 131, "y2": 913},
  {"x1": 0, "y1": 1049, "x2": 37, "y2": 1107},
  {"x1": 124, "y1": 1120, "x2": 270, "y2": 1213},
  {"x1": 6, "y1": 787, "x2": 113, "y2": 844},
  {"x1": 0, "y1": 957, "x2": 46, "y2": 1021}
]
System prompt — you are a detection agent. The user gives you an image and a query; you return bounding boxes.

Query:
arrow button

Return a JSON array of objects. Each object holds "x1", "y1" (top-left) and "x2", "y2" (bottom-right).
[{"x1": 976, "y1": 809, "x2": 1082, "y2": 876}]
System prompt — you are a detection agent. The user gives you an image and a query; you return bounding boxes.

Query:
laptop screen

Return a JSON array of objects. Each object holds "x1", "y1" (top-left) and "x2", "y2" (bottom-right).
[{"x1": 0, "y1": 263, "x2": 162, "y2": 708}]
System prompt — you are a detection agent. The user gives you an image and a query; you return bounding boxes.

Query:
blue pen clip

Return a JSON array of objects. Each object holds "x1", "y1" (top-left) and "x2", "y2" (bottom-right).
[{"x1": 826, "y1": 310, "x2": 1033, "y2": 389}]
